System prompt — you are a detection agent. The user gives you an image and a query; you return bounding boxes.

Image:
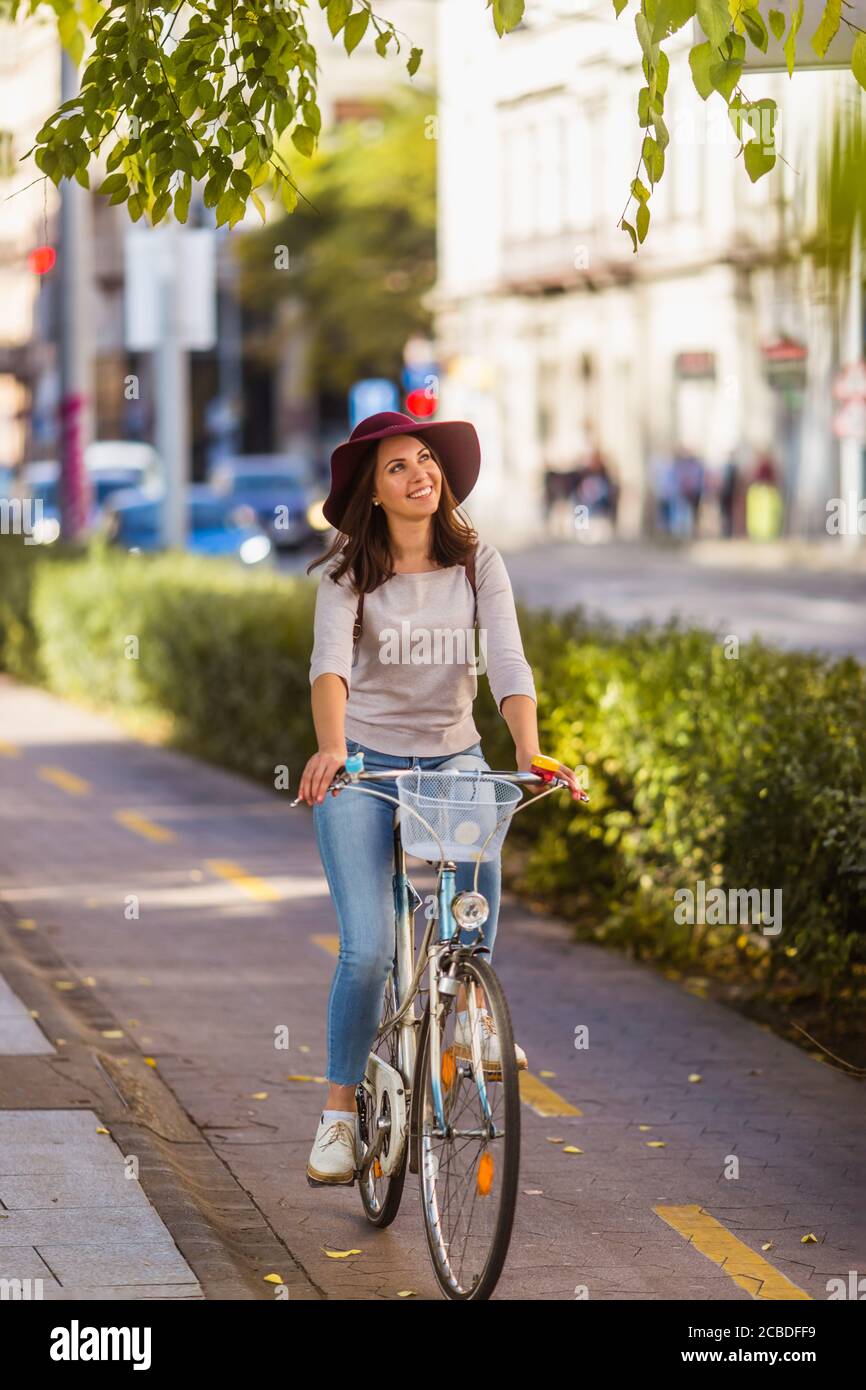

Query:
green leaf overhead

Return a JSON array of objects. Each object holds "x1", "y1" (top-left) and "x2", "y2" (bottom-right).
[
  {"x1": 650, "y1": 0, "x2": 696, "y2": 42},
  {"x1": 696, "y1": 0, "x2": 730, "y2": 48},
  {"x1": 811, "y1": 0, "x2": 842, "y2": 58}
]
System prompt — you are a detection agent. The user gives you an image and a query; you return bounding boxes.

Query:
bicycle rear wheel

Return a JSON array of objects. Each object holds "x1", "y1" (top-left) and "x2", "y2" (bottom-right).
[
  {"x1": 413, "y1": 955, "x2": 520, "y2": 1299},
  {"x1": 358, "y1": 969, "x2": 408, "y2": 1227}
]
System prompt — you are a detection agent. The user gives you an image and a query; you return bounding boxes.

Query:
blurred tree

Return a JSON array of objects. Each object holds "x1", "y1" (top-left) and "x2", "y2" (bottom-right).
[
  {"x1": 803, "y1": 86, "x2": 866, "y2": 278},
  {"x1": 237, "y1": 91, "x2": 436, "y2": 398}
]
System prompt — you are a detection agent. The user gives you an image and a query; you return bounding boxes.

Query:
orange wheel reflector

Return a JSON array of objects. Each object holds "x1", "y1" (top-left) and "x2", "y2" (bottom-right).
[
  {"x1": 373, "y1": 1158, "x2": 382, "y2": 1179},
  {"x1": 441, "y1": 1048, "x2": 456, "y2": 1089},
  {"x1": 476, "y1": 1150, "x2": 494, "y2": 1196}
]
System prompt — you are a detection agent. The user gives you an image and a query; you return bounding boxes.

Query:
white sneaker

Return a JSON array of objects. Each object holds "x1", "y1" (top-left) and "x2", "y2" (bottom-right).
[
  {"x1": 452, "y1": 1009, "x2": 527, "y2": 1077},
  {"x1": 306, "y1": 1111, "x2": 359, "y2": 1185}
]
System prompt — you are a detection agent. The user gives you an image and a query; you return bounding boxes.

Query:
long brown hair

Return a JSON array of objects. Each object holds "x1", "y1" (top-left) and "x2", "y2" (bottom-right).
[{"x1": 307, "y1": 436, "x2": 478, "y2": 594}]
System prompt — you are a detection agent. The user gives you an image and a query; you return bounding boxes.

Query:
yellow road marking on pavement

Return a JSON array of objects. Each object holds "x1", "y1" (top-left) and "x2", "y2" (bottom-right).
[
  {"x1": 114, "y1": 810, "x2": 177, "y2": 843},
  {"x1": 654, "y1": 1205, "x2": 812, "y2": 1300},
  {"x1": 519, "y1": 1072, "x2": 582, "y2": 1116},
  {"x1": 206, "y1": 859, "x2": 281, "y2": 902},
  {"x1": 38, "y1": 765, "x2": 90, "y2": 795},
  {"x1": 311, "y1": 933, "x2": 340, "y2": 956},
  {"x1": 0, "y1": 739, "x2": 20, "y2": 756}
]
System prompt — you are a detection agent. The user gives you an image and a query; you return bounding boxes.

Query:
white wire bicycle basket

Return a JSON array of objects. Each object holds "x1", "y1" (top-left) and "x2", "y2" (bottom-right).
[{"x1": 397, "y1": 769, "x2": 523, "y2": 862}]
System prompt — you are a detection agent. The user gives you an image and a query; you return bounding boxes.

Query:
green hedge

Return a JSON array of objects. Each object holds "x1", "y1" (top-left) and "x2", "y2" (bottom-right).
[
  {"x1": 1, "y1": 535, "x2": 864, "y2": 1005},
  {"x1": 485, "y1": 610, "x2": 866, "y2": 1003},
  {"x1": 0, "y1": 536, "x2": 316, "y2": 782}
]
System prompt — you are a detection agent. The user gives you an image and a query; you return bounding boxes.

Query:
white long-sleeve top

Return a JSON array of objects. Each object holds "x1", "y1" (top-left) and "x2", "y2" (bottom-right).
[{"x1": 308, "y1": 539, "x2": 537, "y2": 756}]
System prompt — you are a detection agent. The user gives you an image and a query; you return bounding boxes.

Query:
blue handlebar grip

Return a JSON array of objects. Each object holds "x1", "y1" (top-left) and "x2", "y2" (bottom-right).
[{"x1": 344, "y1": 751, "x2": 364, "y2": 777}]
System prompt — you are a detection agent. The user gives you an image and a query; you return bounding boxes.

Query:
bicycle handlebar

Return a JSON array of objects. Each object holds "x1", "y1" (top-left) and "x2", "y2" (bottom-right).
[
  {"x1": 344, "y1": 768, "x2": 559, "y2": 787},
  {"x1": 290, "y1": 756, "x2": 590, "y2": 807}
]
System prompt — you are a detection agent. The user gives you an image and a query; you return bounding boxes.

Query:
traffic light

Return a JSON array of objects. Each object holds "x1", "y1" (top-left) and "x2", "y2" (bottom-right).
[
  {"x1": 405, "y1": 386, "x2": 437, "y2": 418},
  {"x1": 29, "y1": 245, "x2": 56, "y2": 275}
]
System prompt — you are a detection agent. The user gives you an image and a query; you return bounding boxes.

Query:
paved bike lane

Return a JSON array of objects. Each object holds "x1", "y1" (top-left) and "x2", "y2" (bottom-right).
[{"x1": 1, "y1": 673, "x2": 864, "y2": 1301}]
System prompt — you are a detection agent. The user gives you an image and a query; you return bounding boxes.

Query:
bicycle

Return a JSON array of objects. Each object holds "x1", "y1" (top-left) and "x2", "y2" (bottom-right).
[{"x1": 292, "y1": 750, "x2": 588, "y2": 1300}]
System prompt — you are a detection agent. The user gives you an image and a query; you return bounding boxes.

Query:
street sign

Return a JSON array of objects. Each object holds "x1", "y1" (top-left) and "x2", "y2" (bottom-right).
[
  {"x1": 674, "y1": 350, "x2": 716, "y2": 380},
  {"x1": 763, "y1": 337, "x2": 808, "y2": 390},
  {"x1": 124, "y1": 227, "x2": 217, "y2": 352},
  {"x1": 832, "y1": 398, "x2": 866, "y2": 441},
  {"x1": 833, "y1": 360, "x2": 866, "y2": 402},
  {"x1": 694, "y1": 0, "x2": 866, "y2": 71},
  {"x1": 348, "y1": 378, "x2": 400, "y2": 428},
  {"x1": 401, "y1": 363, "x2": 439, "y2": 392}
]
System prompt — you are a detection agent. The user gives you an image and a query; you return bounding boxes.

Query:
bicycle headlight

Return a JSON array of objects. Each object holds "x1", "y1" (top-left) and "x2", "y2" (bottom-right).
[{"x1": 451, "y1": 891, "x2": 489, "y2": 929}]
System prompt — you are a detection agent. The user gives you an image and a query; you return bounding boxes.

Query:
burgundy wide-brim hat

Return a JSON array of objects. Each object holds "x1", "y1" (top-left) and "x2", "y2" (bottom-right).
[{"x1": 323, "y1": 411, "x2": 481, "y2": 529}]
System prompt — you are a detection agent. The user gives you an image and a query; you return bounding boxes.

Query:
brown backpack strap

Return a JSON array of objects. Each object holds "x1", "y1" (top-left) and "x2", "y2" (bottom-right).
[{"x1": 465, "y1": 544, "x2": 478, "y2": 626}]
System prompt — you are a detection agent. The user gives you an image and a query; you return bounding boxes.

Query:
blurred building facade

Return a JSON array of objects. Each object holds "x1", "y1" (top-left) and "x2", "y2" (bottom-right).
[{"x1": 432, "y1": 0, "x2": 857, "y2": 543}]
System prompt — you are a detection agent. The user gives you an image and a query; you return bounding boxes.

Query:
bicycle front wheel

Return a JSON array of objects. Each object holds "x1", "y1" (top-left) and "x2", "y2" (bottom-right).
[{"x1": 413, "y1": 955, "x2": 520, "y2": 1300}]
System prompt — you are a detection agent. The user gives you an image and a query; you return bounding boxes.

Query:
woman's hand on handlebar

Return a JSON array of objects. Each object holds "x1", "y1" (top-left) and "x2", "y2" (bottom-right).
[
  {"x1": 517, "y1": 749, "x2": 589, "y2": 802},
  {"x1": 298, "y1": 744, "x2": 348, "y2": 805}
]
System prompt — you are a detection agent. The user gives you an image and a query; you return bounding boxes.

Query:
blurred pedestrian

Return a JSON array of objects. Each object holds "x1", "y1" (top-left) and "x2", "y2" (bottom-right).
[
  {"x1": 650, "y1": 452, "x2": 677, "y2": 534},
  {"x1": 718, "y1": 453, "x2": 739, "y2": 538},
  {"x1": 574, "y1": 443, "x2": 617, "y2": 540},
  {"x1": 746, "y1": 452, "x2": 784, "y2": 540},
  {"x1": 543, "y1": 453, "x2": 581, "y2": 537},
  {"x1": 672, "y1": 445, "x2": 704, "y2": 538}
]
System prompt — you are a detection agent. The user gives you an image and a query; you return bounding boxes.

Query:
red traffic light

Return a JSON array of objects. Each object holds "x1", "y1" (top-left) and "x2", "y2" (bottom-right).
[
  {"x1": 405, "y1": 387, "x2": 437, "y2": 418},
  {"x1": 29, "y1": 245, "x2": 56, "y2": 275}
]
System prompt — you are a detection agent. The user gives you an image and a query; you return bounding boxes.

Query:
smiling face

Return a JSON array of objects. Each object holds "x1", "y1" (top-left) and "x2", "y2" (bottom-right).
[{"x1": 372, "y1": 434, "x2": 442, "y2": 522}]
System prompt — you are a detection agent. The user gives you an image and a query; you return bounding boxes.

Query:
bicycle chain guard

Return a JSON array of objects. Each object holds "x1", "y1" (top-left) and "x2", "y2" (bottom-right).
[{"x1": 363, "y1": 1054, "x2": 407, "y2": 1178}]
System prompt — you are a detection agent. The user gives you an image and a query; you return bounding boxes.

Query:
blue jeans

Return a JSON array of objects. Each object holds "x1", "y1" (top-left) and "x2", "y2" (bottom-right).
[{"x1": 313, "y1": 739, "x2": 501, "y2": 1086}]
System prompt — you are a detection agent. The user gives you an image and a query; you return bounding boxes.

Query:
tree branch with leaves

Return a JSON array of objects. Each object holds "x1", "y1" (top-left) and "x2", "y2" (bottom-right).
[{"x1": 3, "y1": 0, "x2": 866, "y2": 246}]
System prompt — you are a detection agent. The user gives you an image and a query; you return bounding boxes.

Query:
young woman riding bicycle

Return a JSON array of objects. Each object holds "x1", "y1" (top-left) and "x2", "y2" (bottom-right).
[{"x1": 297, "y1": 410, "x2": 585, "y2": 1185}]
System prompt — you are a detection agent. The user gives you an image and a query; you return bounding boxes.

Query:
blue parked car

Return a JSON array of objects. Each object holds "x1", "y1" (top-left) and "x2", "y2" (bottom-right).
[
  {"x1": 207, "y1": 455, "x2": 325, "y2": 550},
  {"x1": 18, "y1": 462, "x2": 146, "y2": 545},
  {"x1": 102, "y1": 484, "x2": 274, "y2": 566}
]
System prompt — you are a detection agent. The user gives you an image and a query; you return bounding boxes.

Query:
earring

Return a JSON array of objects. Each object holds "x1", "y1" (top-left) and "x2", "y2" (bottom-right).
[{"x1": 372, "y1": 499, "x2": 380, "y2": 507}]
